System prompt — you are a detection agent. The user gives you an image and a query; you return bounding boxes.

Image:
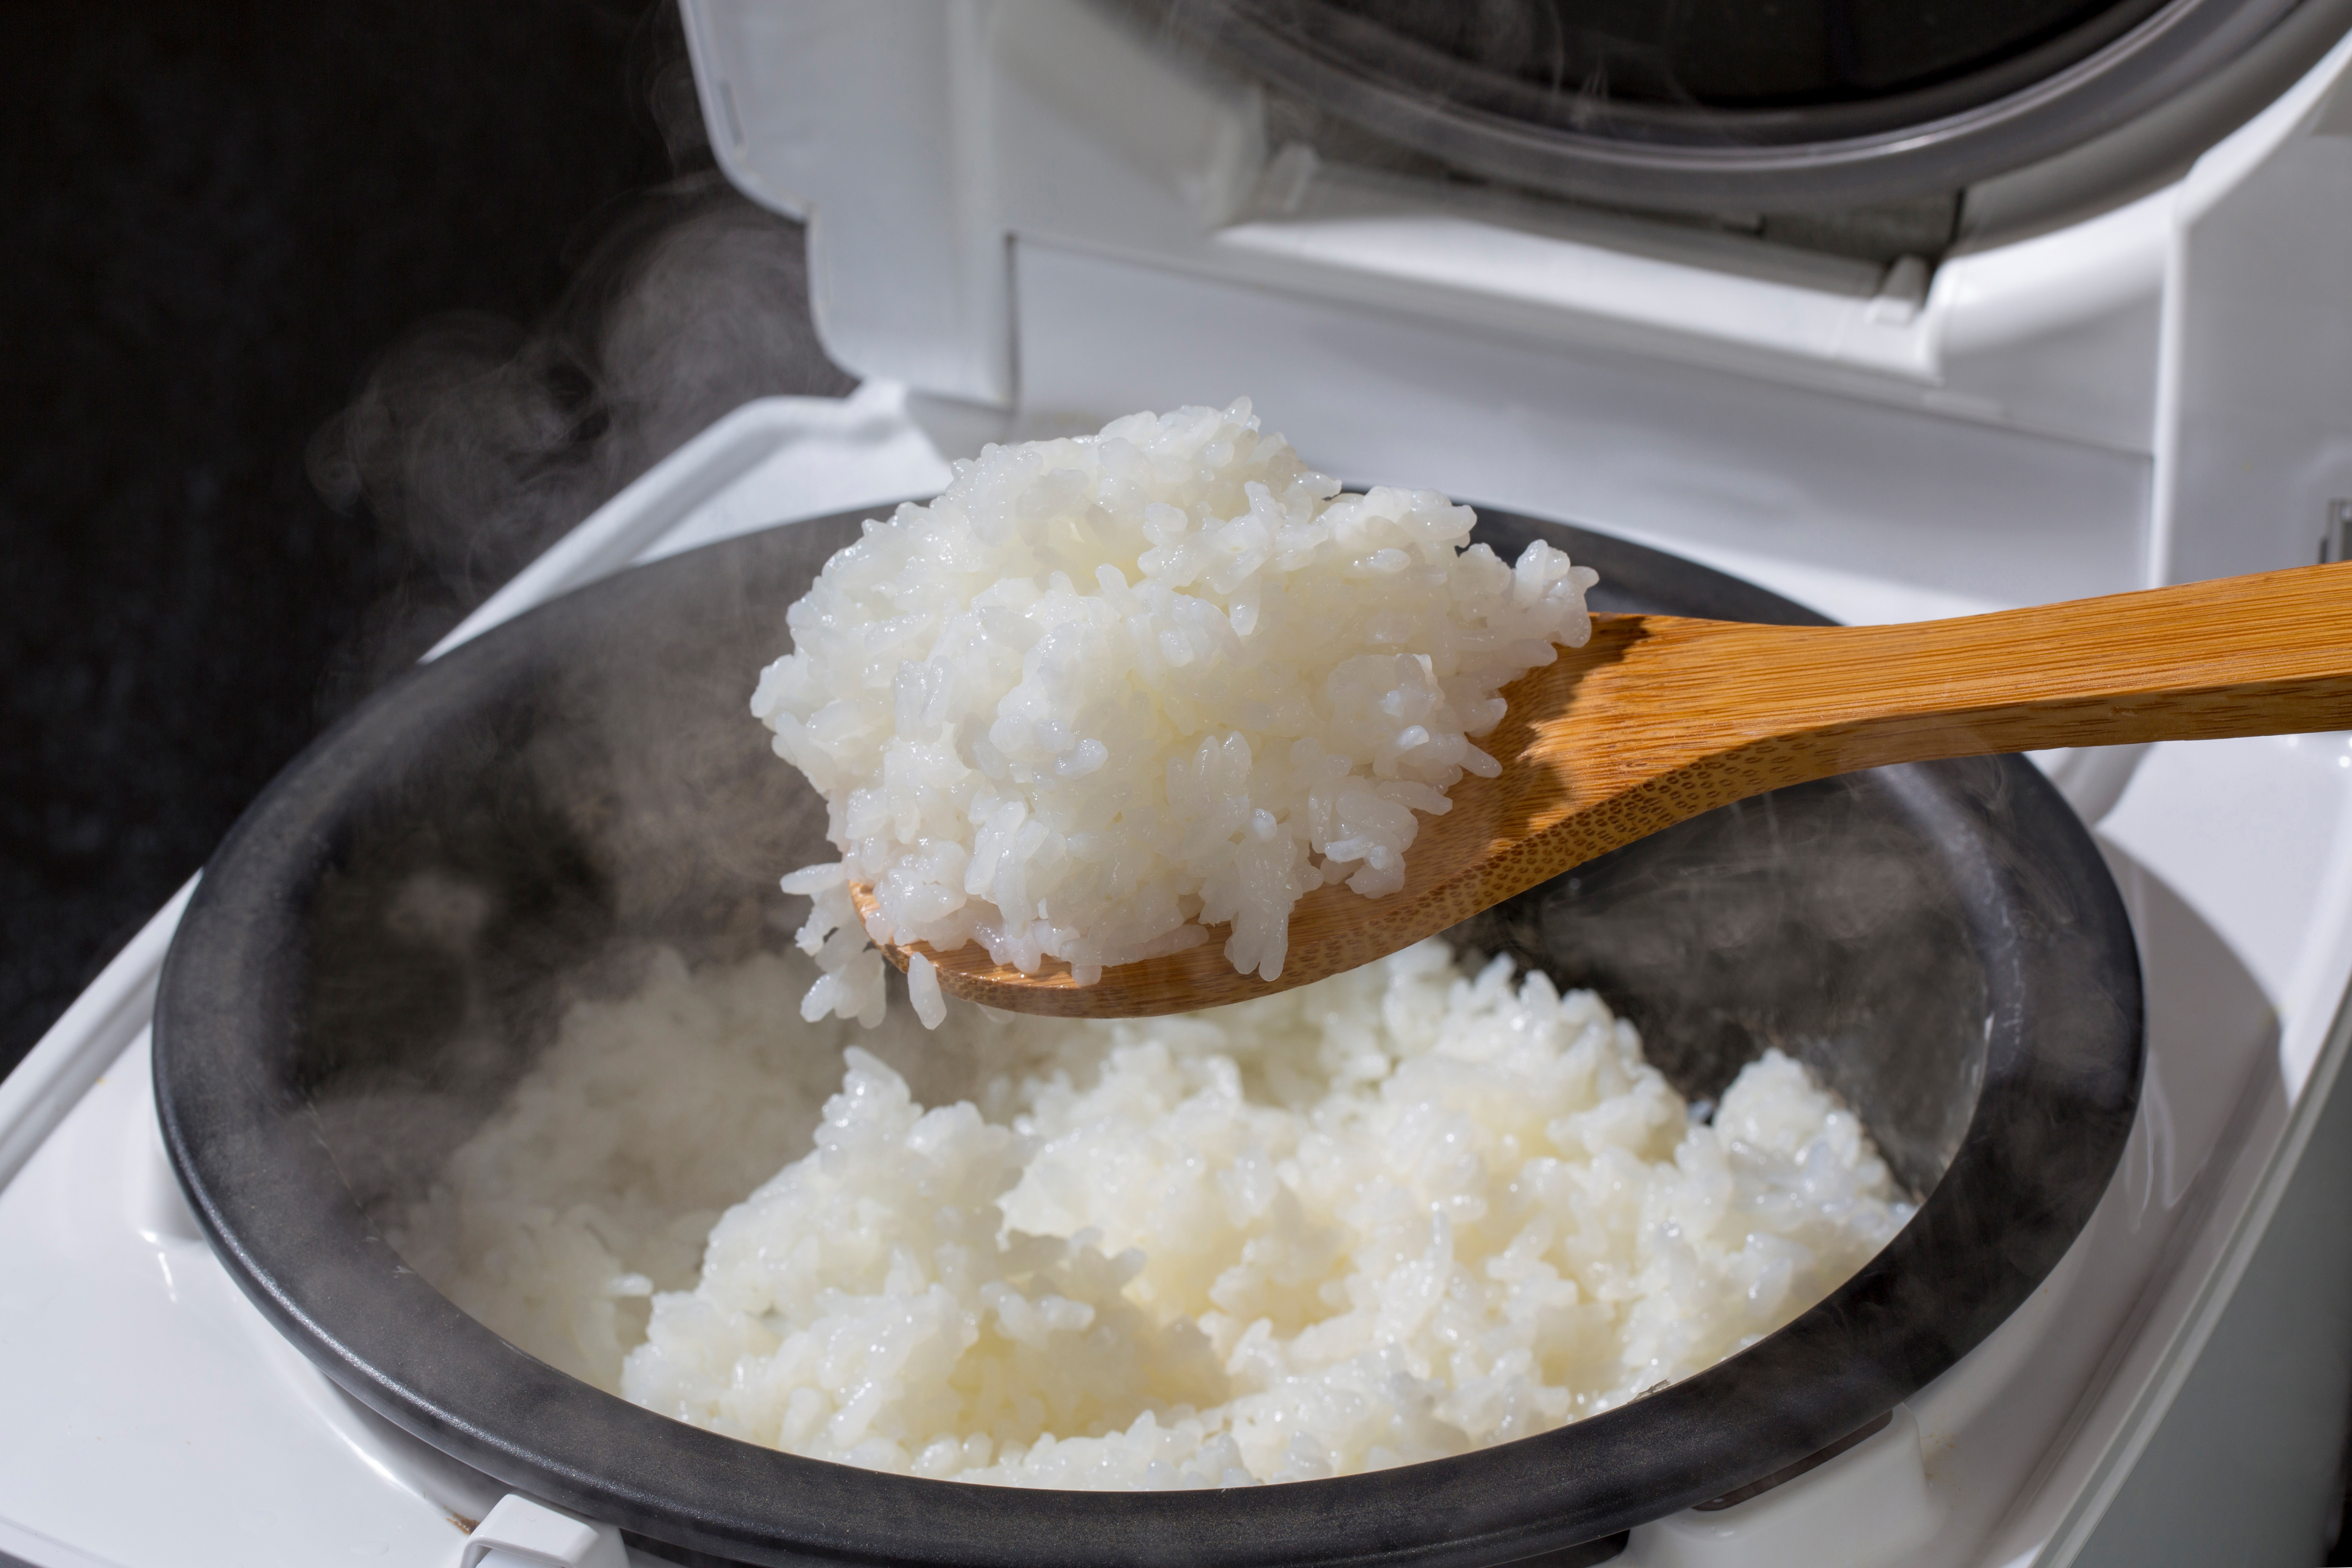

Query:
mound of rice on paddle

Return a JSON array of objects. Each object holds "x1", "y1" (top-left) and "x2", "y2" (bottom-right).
[{"x1": 753, "y1": 399, "x2": 1597, "y2": 1026}]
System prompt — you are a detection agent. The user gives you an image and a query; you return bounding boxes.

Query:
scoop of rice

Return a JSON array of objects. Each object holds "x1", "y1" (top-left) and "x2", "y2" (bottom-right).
[
  {"x1": 603, "y1": 940, "x2": 1911, "y2": 1488},
  {"x1": 753, "y1": 399, "x2": 1597, "y2": 1022}
]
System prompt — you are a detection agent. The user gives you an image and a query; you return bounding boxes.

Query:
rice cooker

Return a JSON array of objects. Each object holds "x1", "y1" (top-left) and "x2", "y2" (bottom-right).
[{"x1": 4, "y1": 2, "x2": 2352, "y2": 1566}]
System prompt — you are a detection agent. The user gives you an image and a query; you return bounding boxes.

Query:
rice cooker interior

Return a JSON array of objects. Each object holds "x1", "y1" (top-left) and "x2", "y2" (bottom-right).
[{"x1": 151, "y1": 506, "x2": 2142, "y2": 1568}]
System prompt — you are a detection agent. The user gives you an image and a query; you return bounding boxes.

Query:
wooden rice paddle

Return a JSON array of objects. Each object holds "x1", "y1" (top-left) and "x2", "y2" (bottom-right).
[{"x1": 856, "y1": 559, "x2": 2352, "y2": 1018}]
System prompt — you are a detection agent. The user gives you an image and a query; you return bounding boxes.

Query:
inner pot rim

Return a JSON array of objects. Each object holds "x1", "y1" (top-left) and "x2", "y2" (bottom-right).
[{"x1": 151, "y1": 502, "x2": 2145, "y2": 1568}]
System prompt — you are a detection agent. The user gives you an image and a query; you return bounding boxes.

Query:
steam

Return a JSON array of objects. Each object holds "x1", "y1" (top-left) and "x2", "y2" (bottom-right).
[
  {"x1": 294, "y1": 32, "x2": 862, "y2": 1203},
  {"x1": 307, "y1": 175, "x2": 854, "y2": 716}
]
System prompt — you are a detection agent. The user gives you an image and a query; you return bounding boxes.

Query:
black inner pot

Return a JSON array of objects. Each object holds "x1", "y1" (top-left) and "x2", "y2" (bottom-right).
[{"x1": 152, "y1": 504, "x2": 2143, "y2": 1568}]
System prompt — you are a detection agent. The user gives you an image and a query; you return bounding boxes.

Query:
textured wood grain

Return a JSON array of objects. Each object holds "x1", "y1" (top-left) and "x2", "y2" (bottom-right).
[{"x1": 862, "y1": 558, "x2": 2352, "y2": 1017}]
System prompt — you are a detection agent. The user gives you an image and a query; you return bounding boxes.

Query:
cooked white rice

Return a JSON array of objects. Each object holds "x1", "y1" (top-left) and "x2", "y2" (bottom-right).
[
  {"x1": 395, "y1": 939, "x2": 1912, "y2": 1488},
  {"x1": 383, "y1": 950, "x2": 854, "y2": 1391},
  {"x1": 753, "y1": 400, "x2": 1597, "y2": 1023}
]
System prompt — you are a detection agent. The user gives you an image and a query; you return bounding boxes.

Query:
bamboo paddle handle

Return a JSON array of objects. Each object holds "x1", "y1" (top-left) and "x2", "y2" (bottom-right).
[
  {"x1": 1461, "y1": 557, "x2": 2352, "y2": 972},
  {"x1": 1589, "y1": 558, "x2": 2352, "y2": 775}
]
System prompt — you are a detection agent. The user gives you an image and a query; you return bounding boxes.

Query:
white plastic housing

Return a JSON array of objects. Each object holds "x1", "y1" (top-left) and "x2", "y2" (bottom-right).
[{"x1": 458, "y1": 1494, "x2": 626, "y2": 1568}]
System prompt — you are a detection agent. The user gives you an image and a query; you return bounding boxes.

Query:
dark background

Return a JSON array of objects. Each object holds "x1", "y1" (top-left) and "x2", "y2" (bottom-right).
[{"x1": 0, "y1": 0, "x2": 848, "y2": 1079}]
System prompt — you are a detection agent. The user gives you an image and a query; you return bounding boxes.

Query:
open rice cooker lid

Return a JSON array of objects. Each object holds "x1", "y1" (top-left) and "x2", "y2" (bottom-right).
[{"x1": 1152, "y1": 0, "x2": 2347, "y2": 236}]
